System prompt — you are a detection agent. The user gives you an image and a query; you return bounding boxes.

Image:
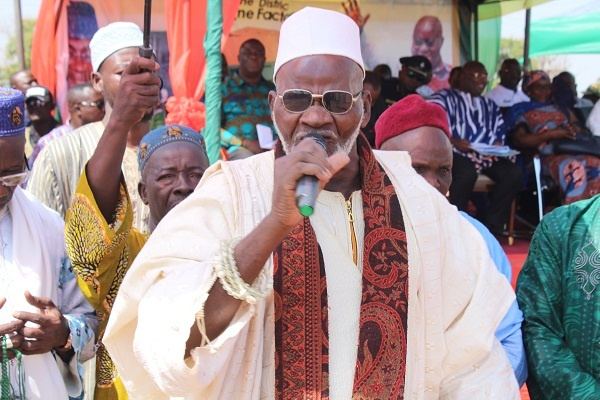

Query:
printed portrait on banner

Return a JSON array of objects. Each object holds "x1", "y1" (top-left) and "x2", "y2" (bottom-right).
[
  {"x1": 67, "y1": 1, "x2": 98, "y2": 88},
  {"x1": 226, "y1": 0, "x2": 457, "y2": 90}
]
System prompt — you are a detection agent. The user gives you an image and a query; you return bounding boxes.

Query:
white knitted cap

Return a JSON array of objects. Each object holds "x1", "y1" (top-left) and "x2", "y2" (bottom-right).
[
  {"x1": 90, "y1": 22, "x2": 143, "y2": 72},
  {"x1": 273, "y1": 7, "x2": 365, "y2": 82}
]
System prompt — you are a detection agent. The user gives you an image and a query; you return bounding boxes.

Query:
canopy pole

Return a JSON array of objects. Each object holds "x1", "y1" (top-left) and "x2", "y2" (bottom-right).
[
  {"x1": 523, "y1": 8, "x2": 531, "y2": 72},
  {"x1": 204, "y1": 0, "x2": 224, "y2": 164},
  {"x1": 13, "y1": 0, "x2": 25, "y2": 69},
  {"x1": 473, "y1": 0, "x2": 479, "y2": 61}
]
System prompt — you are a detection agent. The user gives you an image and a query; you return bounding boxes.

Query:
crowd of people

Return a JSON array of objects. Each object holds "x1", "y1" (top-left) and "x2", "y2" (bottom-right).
[{"x1": 0, "y1": 3, "x2": 599, "y2": 400}]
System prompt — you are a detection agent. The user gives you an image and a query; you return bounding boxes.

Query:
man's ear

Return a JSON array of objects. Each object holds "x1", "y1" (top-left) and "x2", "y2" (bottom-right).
[
  {"x1": 268, "y1": 90, "x2": 277, "y2": 112},
  {"x1": 91, "y1": 71, "x2": 103, "y2": 94},
  {"x1": 360, "y1": 90, "x2": 372, "y2": 129},
  {"x1": 138, "y1": 180, "x2": 149, "y2": 205}
]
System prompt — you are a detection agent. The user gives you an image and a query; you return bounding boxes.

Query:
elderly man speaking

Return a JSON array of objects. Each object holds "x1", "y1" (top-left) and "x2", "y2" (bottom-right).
[{"x1": 104, "y1": 7, "x2": 519, "y2": 399}]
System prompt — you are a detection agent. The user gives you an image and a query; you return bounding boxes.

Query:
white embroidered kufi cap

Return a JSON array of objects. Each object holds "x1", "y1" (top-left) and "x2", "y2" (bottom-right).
[
  {"x1": 273, "y1": 7, "x2": 365, "y2": 82},
  {"x1": 90, "y1": 22, "x2": 143, "y2": 72}
]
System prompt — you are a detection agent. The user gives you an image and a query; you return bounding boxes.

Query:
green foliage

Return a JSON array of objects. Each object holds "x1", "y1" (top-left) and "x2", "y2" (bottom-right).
[
  {"x1": 496, "y1": 37, "x2": 569, "y2": 79},
  {"x1": 0, "y1": 19, "x2": 36, "y2": 87},
  {"x1": 499, "y1": 38, "x2": 525, "y2": 65},
  {"x1": 589, "y1": 77, "x2": 600, "y2": 93}
]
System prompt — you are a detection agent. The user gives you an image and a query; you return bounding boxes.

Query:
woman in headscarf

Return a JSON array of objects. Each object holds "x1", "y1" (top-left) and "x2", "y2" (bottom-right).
[{"x1": 508, "y1": 70, "x2": 600, "y2": 205}]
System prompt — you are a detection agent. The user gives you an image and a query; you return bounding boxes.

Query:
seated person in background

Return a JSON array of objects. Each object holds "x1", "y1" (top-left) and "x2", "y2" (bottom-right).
[
  {"x1": 508, "y1": 71, "x2": 600, "y2": 205},
  {"x1": 0, "y1": 88, "x2": 97, "y2": 400},
  {"x1": 65, "y1": 56, "x2": 209, "y2": 398},
  {"x1": 221, "y1": 39, "x2": 274, "y2": 160},
  {"x1": 448, "y1": 66, "x2": 461, "y2": 89},
  {"x1": 30, "y1": 83, "x2": 105, "y2": 165},
  {"x1": 375, "y1": 94, "x2": 527, "y2": 387},
  {"x1": 24, "y1": 86, "x2": 58, "y2": 158},
  {"x1": 401, "y1": 55, "x2": 433, "y2": 98},
  {"x1": 517, "y1": 194, "x2": 600, "y2": 398},
  {"x1": 373, "y1": 63, "x2": 399, "y2": 104},
  {"x1": 373, "y1": 63, "x2": 392, "y2": 80},
  {"x1": 381, "y1": 55, "x2": 432, "y2": 104},
  {"x1": 485, "y1": 59, "x2": 529, "y2": 111},
  {"x1": 362, "y1": 71, "x2": 387, "y2": 147},
  {"x1": 555, "y1": 71, "x2": 594, "y2": 124},
  {"x1": 430, "y1": 61, "x2": 522, "y2": 234}
]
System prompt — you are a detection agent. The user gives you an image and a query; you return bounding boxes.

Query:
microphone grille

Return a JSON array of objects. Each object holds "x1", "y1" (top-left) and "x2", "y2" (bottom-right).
[{"x1": 305, "y1": 132, "x2": 326, "y2": 149}]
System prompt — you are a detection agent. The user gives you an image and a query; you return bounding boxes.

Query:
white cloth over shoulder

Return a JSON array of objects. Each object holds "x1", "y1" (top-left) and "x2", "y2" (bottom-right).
[
  {"x1": 0, "y1": 187, "x2": 96, "y2": 399},
  {"x1": 484, "y1": 84, "x2": 530, "y2": 108},
  {"x1": 104, "y1": 151, "x2": 519, "y2": 399},
  {"x1": 587, "y1": 101, "x2": 600, "y2": 136}
]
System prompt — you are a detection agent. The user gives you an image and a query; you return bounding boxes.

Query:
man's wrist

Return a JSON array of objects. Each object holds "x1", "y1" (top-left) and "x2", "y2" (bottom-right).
[
  {"x1": 106, "y1": 116, "x2": 135, "y2": 133},
  {"x1": 54, "y1": 316, "x2": 72, "y2": 351},
  {"x1": 264, "y1": 212, "x2": 299, "y2": 239}
]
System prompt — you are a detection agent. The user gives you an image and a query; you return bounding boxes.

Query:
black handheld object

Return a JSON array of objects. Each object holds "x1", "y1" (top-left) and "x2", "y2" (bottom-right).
[
  {"x1": 139, "y1": 0, "x2": 154, "y2": 60},
  {"x1": 295, "y1": 132, "x2": 326, "y2": 217}
]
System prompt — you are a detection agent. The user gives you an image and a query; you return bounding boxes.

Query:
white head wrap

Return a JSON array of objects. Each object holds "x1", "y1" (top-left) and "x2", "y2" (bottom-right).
[
  {"x1": 90, "y1": 22, "x2": 143, "y2": 72},
  {"x1": 273, "y1": 7, "x2": 365, "y2": 82}
]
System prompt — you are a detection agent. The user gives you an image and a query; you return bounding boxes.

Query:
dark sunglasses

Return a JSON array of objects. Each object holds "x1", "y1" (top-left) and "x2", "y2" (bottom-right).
[
  {"x1": 79, "y1": 99, "x2": 105, "y2": 110},
  {"x1": 407, "y1": 69, "x2": 427, "y2": 83},
  {"x1": 278, "y1": 89, "x2": 362, "y2": 114},
  {"x1": 26, "y1": 98, "x2": 45, "y2": 108}
]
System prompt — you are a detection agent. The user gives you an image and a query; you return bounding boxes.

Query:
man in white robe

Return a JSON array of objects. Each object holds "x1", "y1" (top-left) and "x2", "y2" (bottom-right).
[
  {"x1": 104, "y1": 7, "x2": 519, "y2": 399},
  {"x1": 0, "y1": 88, "x2": 97, "y2": 399}
]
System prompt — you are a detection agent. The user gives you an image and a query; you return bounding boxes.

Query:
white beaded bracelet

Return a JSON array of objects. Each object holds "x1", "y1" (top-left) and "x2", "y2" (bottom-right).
[{"x1": 215, "y1": 238, "x2": 267, "y2": 304}]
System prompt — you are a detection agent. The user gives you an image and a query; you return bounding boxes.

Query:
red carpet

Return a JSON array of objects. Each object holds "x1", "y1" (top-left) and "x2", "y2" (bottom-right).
[
  {"x1": 500, "y1": 237, "x2": 531, "y2": 399},
  {"x1": 500, "y1": 237, "x2": 531, "y2": 289}
]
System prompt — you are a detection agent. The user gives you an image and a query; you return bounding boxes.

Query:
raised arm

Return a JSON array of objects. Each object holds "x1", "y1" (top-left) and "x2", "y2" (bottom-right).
[{"x1": 86, "y1": 57, "x2": 160, "y2": 222}]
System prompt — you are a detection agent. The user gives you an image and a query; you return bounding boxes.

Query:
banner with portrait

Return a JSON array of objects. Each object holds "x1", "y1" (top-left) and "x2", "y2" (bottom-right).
[
  {"x1": 32, "y1": 0, "x2": 171, "y2": 121},
  {"x1": 226, "y1": 0, "x2": 458, "y2": 90}
]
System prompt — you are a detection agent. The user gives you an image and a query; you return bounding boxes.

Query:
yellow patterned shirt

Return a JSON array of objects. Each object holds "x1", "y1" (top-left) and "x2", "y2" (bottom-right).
[{"x1": 65, "y1": 168, "x2": 149, "y2": 400}]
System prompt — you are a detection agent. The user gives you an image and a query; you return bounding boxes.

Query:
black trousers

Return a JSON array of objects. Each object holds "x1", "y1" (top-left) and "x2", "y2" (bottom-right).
[{"x1": 449, "y1": 153, "x2": 523, "y2": 232}]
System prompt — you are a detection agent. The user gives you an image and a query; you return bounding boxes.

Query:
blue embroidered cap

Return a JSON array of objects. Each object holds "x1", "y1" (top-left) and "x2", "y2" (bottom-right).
[
  {"x1": 0, "y1": 88, "x2": 25, "y2": 137},
  {"x1": 138, "y1": 124, "x2": 207, "y2": 171},
  {"x1": 67, "y1": 1, "x2": 99, "y2": 40}
]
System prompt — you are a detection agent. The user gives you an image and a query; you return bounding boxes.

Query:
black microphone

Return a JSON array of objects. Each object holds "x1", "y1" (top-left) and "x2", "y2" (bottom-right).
[{"x1": 295, "y1": 132, "x2": 326, "y2": 217}]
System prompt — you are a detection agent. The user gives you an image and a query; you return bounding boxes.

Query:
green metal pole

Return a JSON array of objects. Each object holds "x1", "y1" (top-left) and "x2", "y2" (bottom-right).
[{"x1": 204, "y1": 0, "x2": 223, "y2": 164}]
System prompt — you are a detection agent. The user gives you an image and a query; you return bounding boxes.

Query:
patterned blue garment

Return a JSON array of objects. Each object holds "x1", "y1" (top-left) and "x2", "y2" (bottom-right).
[
  {"x1": 220, "y1": 71, "x2": 275, "y2": 152},
  {"x1": 58, "y1": 258, "x2": 98, "y2": 400},
  {"x1": 429, "y1": 89, "x2": 508, "y2": 171}
]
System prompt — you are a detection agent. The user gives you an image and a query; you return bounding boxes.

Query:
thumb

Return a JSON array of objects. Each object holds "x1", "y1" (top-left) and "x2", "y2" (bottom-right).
[
  {"x1": 24, "y1": 291, "x2": 54, "y2": 310},
  {"x1": 327, "y1": 153, "x2": 350, "y2": 176}
]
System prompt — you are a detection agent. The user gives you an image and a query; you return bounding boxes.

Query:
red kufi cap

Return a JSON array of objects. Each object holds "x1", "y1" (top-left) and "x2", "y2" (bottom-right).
[{"x1": 374, "y1": 94, "x2": 450, "y2": 149}]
